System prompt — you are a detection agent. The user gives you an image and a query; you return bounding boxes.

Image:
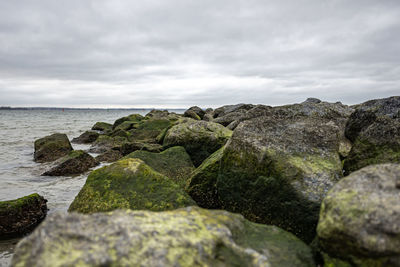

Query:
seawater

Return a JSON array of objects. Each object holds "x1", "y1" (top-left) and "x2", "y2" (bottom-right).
[{"x1": 0, "y1": 108, "x2": 183, "y2": 266}]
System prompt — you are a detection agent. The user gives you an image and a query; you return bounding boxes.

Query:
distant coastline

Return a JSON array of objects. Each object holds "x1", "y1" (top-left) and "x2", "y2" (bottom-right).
[{"x1": 0, "y1": 106, "x2": 185, "y2": 111}]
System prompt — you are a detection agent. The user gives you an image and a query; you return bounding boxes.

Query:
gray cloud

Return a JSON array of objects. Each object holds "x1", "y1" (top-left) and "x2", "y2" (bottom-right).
[{"x1": 0, "y1": 0, "x2": 399, "y2": 108}]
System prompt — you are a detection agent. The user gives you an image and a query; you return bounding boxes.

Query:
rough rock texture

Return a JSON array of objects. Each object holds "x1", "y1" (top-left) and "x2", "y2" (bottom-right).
[
  {"x1": 317, "y1": 164, "x2": 400, "y2": 266},
  {"x1": 128, "y1": 118, "x2": 174, "y2": 143},
  {"x1": 89, "y1": 135, "x2": 127, "y2": 153},
  {"x1": 95, "y1": 150, "x2": 123, "y2": 163},
  {"x1": 145, "y1": 109, "x2": 181, "y2": 121},
  {"x1": 124, "y1": 146, "x2": 195, "y2": 187},
  {"x1": 34, "y1": 133, "x2": 73, "y2": 163},
  {"x1": 12, "y1": 207, "x2": 315, "y2": 267},
  {"x1": 68, "y1": 158, "x2": 196, "y2": 213},
  {"x1": 112, "y1": 114, "x2": 144, "y2": 130},
  {"x1": 91, "y1": 122, "x2": 112, "y2": 132},
  {"x1": 163, "y1": 118, "x2": 232, "y2": 166},
  {"x1": 0, "y1": 194, "x2": 47, "y2": 239},
  {"x1": 42, "y1": 150, "x2": 98, "y2": 176},
  {"x1": 213, "y1": 104, "x2": 254, "y2": 119},
  {"x1": 344, "y1": 96, "x2": 400, "y2": 174},
  {"x1": 119, "y1": 142, "x2": 163, "y2": 155},
  {"x1": 187, "y1": 147, "x2": 224, "y2": 209},
  {"x1": 71, "y1": 131, "x2": 99, "y2": 144},
  {"x1": 184, "y1": 106, "x2": 205, "y2": 120}
]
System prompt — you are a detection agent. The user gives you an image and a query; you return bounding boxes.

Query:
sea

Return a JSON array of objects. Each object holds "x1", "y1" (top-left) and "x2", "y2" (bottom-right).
[{"x1": 0, "y1": 108, "x2": 184, "y2": 266}]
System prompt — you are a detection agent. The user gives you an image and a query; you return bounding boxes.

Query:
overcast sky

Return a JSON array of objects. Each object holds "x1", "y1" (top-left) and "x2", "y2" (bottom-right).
[{"x1": 0, "y1": 0, "x2": 399, "y2": 108}]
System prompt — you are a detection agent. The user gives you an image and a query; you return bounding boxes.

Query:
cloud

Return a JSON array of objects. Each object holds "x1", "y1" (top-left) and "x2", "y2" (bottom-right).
[{"x1": 0, "y1": 0, "x2": 399, "y2": 108}]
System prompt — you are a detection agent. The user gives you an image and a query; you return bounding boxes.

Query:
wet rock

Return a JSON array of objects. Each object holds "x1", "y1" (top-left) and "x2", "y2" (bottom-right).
[
  {"x1": 34, "y1": 133, "x2": 73, "y2": 163},
  {"x1": 317, "y1": 164, "x2": 400, "y2": 266},
  {"x1": 124, "y1": 146, "x2": 195, "y2": 187},
  {"x1": 112, "y1": 114, "x2": 144, "y2": 130},
  {"x1": 42, "y1": 150, "x2": 98, "y2": 176},
  {"x1": 71, "y1": 131, "x2": 99, "y2": 144},
  {"x1": 344, "y1": 96, "x2": 400, "y2": 174},
  {"x1": 163, "y1": 118, "x2": 232, "y2": 166},
  {"x1": 0, "y1": 194, "x2": 47, "y2": 239},
  {"x1": 12, "y1": 207, "x2": 315, "y2": 267},
  {"x1": 68, "y1": 158, "x2": 196, "y2": 213},
  {"x1": 184, "y1": 106, "x2": 205, "y2": 120},
  {"x1": 119, "y1": 142, "x2": 163, "y2": 155},
  {"x1": 128, "y1": 118, "x2": 174, "y2": 143},
  {"x1": 89, "y1": 135, "x2": 127, "y2": 153},
  {"x1": 95, "y1": 149, "x2": 123, "y2": 163},
  {"x1": 91, "y1": 122, "x2": 112, "y2": 132}
]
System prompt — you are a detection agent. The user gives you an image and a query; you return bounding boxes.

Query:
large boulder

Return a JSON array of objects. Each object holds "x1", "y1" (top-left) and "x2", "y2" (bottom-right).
[
  {"x1": 184, "y1": 106, "x2": 205, "y2": 120},
  {"x1": 68, "y1": 158, "x2": 196, "y2": 213},
  {"x1": 42, "y1": 150, "x2": 98, "y2": 176},
  {"x1": 95, "y1": 150, "x2": 123, "y2": 163},
  {"x1": 112, "y1": 114, "x2": 144, "y2": 130},
  {"x1": 188, "y1": 102, "x2": 349, "y2": 242},
  {"x1": 33, "y1": 133, "x2": 73, "y2": 163},
  {"x1": 0, "y1": 194, "x2": 47, "y2": 239},
  {"x1": 124, "y1": 146, "x2": 195, "y2": 187},
  {"x1": 91, "y1": 122, "x2": 112, "y2": 132},
  {"x1": 128, "y1": 118, "x2": 174, "y2": 143},
  {"x1": 163, "y1": 118, "x2": 232, "y2": 166},
  {"x1": 71, "y1": 131, "x2": 99, "y2": 144},
  {"x1": 88, "y1": 135, "x2": 128, "y2": 153},
  {"x1": 344, "y1": 96, "x2": 400, "y2": 174},
  {"x1": 12, "y1": 207, "x2": 315, "y2": 267},
  {"x1": 317, "y1": 164, "x2": 400, "y2": 266},
  {"x1": 213, "y1": 103, "x2": 254, "y2": 118}
]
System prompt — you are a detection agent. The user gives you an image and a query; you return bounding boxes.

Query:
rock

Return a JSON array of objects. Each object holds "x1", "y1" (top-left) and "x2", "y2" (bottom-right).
[
  {"x1": 110, "y1": 129, "x2": 131, "y2": 139},
  {"x1": 113, "y1": 120, "x2": 139, "y2": 131},
  {"x1": 71, "y1": 131, "x2": 99, "y2": 144},
  {"x1": 68, "y1": 158, "x2": 196, "y2": 213},
  {"x1": 202, "y1": 113, "x2": 214, "y2": 122},
  {"x1": 189, "y1": 107, "x2": 346, "y2": 242},
  {"x1": 344, "y1": 96, "x2": 400, "y2": 174},
  {"x1": 34, "y1": 133, "x2": 73, "y2": 163},
  {"x1": 145, "y1": 109, "x2": 181, "y2": 120},
  {"x1": 183, "y1": 109, "x2": 201, "y2": 120},
  {"x1": 317, "y1": 164, "x2": 400, "y2": 266},
  {"x1": 163, "y1": 118, "x2": 232, "y2": 166},
  {"x1": 187, "y1": 147, "x2": 224, "y2": 209},
  {"x1": 91, "y1": 122, "x2": 112, "y2": 132},
  {"x1": 12, "y1": 207, "x2": 315, "y2": 267},
  {"x1": 42, "y1": 150, "x2": 98, "y2": 176},
  {"x1": 89, "y1": 135, "x2": 127, "y2": 153},
  {"x1": 119, "y1": 142, "x2": 163, "y2": 155},
  {"x1": 124, "y1": 146, "x2": 195, "y2": 187},
  {"x1": 112, "y1": 114, "x2": 144, "y2": 130},
  {"x1": 213, "y1": 103, "x2": 254, "y2": 118},
  {"x1": 95, "y1": 150, "x2": 123, "y2": 163},
  {"x1": 0, "y1": 193, "x2": 47, "y2": 239},
  {"x1": 184, "y1": 106, "x2": 205, "y2": 120},
  {"x1": 128, "y1": 118, "x2": 173, "y2": 143}
]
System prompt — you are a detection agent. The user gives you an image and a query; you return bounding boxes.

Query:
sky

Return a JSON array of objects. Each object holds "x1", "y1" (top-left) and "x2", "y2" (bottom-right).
[{"x1": 0, "y1": 0, "x2": 399, "y2": 108}]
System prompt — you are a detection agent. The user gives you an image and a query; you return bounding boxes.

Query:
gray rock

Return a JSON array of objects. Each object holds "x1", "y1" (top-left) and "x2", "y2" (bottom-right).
[
  {"x1": 11, "y1": 207, "x2": 315, "y2": 267},
  {"x1": 71, "y1": 131, "x2": 99, "y2": 144},
  {"x1": 34, "y1": 133, "x2": 73, "y2": 163},
  {"x1": 184, "y1": 106, "x2": 205, "y2": 119},
  {"x1": 42, "y1": 150, "x2": 98, "y2": 176},
  {"x1": 317, "y1": 164, "x2": 400, "y2": 266}
]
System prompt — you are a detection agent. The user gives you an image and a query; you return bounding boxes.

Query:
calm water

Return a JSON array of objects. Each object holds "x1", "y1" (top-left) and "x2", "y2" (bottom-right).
[{"x1": 0, "y1": 108, "x2": 183, "y2": 266}]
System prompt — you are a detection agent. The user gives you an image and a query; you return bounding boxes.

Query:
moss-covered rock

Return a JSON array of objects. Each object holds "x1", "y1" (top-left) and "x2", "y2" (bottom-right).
[
  {"x1": 91, "y1": 122, "x2": 112, "y2": 132},
  {"x1": 12, "y1": 206, "x2": 315, "y2": 267},
  {"x1": 145, "y1": 109, "x2": 181, "y2": 121},
  {"x1": 317, "y1": 164, "x2": 400, "y2": 266},
  {"x1": 344, "y1": 96, "x2": 400, "y2": 174},
  {"x1": 68, "y1": 158, "x2": 196, "y2": 213},
  {"x1": 163, "y1": 118, "x2": 232, "y2": 166},
  {"x1": 112, "y1": 114, "x2": 144, "y2": 130},
  {"x1": 0, "y1": 194, "x2": 47, "y2": 239},
  {"x1": 183, "y1": 109, "x2": 201, "y2": 120},
  {"x1": 42, "y1": 150, "x2": 98, "y2": 176},
  {"x1": 113, "y1": 120, "x2": 139, "y2": 131},
  {"x1": 95, "y1": 149, "x2": 123, "y2": 163},
  {"x1": 34, "y1": 133, "x2": 73, "y2": 163},
  {"x1": 71, "y1": 131, "x2": 99, "y2": 144},
  {"x1": 129, "y1": 119, "x2": 174, "y2": 143},
  {"x1": 119, "y1": 141, "x2": 163, "y2": 155},
  {"x1": 187, "y1": 147, "x2": 224, "y2": 208},
  {"x1": 88, "y1": 135, "x2": 127, "y2": 153},
  {"x1": 124, "y1": 146, "x2": 194, "y2": 187}
]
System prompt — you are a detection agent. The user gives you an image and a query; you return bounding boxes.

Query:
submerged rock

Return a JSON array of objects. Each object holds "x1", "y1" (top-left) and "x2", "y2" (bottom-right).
[
  {"x1": 12, "y1": 207, "x2": 315, "y2": 267},
  {"x1": 42, "y1": 150, "x2": 98, "y2": 176},
  {"x1": 124, "y1": 146, "x2": 195, "y2": 187},
  {"x1": 0, "y1": 194, "x2": 47, "y2": 239},
  {"x1": 317, "y1": 164, "x2": 400, "y2": 266},
  {"x1": 91, "y1": 122, "x2": 112, "y2": 132},
  {"x1": 68, "y1": 158, "x2": 195, "y2": 213},
  {"x1": 71, "y1": 131, "x2": 99, "y2": 144},
  {"x1": 344, "y1": 96, "x2": 400, "y2": 174},
  {"x1": 34, "y1": 133, "x2": 73, "y2": 163},
  {"x1": 163, "y1": 118, "x2": 232, "y2": 166}
]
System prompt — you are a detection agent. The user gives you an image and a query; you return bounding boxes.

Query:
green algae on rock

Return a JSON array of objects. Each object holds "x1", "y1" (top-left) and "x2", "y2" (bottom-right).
[
  {"x1": 91, "y1": 121, "x2": 112, "y2": 132},
  {"x1": 71, "y1": 130, "x2": 99, "y2": 144},
  {"x1": 344, "y1": 96, "x2": 400, "y2": 174},
  {"x1": 88, "y1": 135, "x2": 128, "y2": 153},
  {"x1": 42, "y1": 150, "x2": 98, "y2": 176},
  {"x1": 123, "y1": 146, "x2": 194, "y2": 187},
  {"x1": 184, "y1": 106, "x2": 205, "y2": 120},
  {"x1": 34, "y1": 133, "x2": 73, "y2": 163},
  {"x1": 163, "y1": 118, "x2": 232, "y2": 166},
  {"x1": 95, "y1": 149, "x2": 123, "y2": 163},
  {"x1": 112, "y1": 114, "x2": 144, "y2": 130},
  {"x1": 0, "y1": 194, "x2": 47, "y2": 239},
  {"x1": 68, "y1": 158, "x2": 196, "y2": 213},
  {"x1": 11, "y1": 206, "x2": 315, "y2": 267},
  {"x1": 317, "y1": 164, "x2": 400, "y2": 266}
]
